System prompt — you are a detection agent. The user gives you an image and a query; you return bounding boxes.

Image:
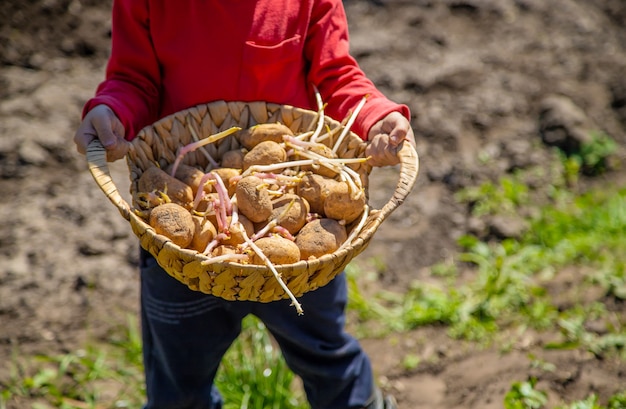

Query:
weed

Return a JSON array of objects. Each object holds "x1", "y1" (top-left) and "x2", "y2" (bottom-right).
[
  {"x1": 504, "y1": 378, "x2": 548, "y2": 409},
  {"x1": 216, "y1": 316, "x2": 307, "y2": 409},
  {"x1": 0, "y1": 317, "x2": 145, "y2": 409},
  {"x1": 577, "y1": 131, "x2": 618, "y2": 175},
  {"x1": 1, "y1": 315, "x2": 307, "y2": 409}
]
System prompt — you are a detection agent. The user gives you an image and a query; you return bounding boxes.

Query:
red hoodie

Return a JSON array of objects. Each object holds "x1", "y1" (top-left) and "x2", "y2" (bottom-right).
[{"x1": 84, "y1": 0, "x2": 410, "y2": 140}]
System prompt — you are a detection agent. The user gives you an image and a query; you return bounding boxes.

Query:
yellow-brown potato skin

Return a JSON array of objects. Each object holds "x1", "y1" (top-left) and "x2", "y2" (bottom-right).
[
  {"x1": 242, "y1": 140, "x2": 287, "y2": 171},
  {"x1": 211, "y1": 245, "x2": 240, "y2": 258},
  {"x1": 238, "y1": 123, "x2": 294, "y2": 150},
  {"x1": 298, "y1": 144, "x2": 338, "y2": 178},
  {"x1": 165, "y1": 163, "x2": 207, "y2": 196},
  {"x1": 221, "y1": 215, "x2": 255, "y2": 246},
  {"x1": 297, "y1": 173, "x2": 335, "y2": 215},
  {"x1": 190, "y1": 216, "x2": 217, "y2": 252},
  {"x1": 235, "y1": 175, "x2": 273, "y2": 223},
  {"x1": 138, "y1": 166, "x2": 194, "y2": 209},
  {"x1": 295, "y1": 218, "x2": 347, "y2": 260},
  {"x1": 323, "y1": 182, "x2": 366, "y2": 224},
  {"x1": 210, "y1": 167, "x2": 241, "y2": 197},
  {"x1": 270, "y1": 194, "x2": 310, "y2": 235},
  {"x1": 221, "y1": 148, "x2": 245, "y2": 170},
  {"x1": 250, "y1": 236, "x2": 301, "y2": 265},
  {"x1": 149, "y1": 202, "x2": 195, "y2": 248}
]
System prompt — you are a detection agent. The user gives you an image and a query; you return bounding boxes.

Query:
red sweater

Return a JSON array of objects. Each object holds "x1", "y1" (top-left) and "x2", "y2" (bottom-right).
[{"x1": 84, "y1": 0, "x2": 410, "y2": 140}]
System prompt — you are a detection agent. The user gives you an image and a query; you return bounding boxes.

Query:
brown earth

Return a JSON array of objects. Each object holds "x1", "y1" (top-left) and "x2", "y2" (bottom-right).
[{"x1": 1, "y1": 1, "x2": 626, "y2": 408}]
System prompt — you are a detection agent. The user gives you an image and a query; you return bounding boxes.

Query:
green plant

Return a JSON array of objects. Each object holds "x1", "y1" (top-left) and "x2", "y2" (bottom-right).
[
  {"x1": 577, "y1": 131, "x2": 617, "y2": 175},
  {"x1": 607, "y1": 392, "x2": 626, "y2": 409},
  {"x1": 215, "y1": 315, "x2": 308, "y2": 409},
  {"x1": 0, "y1": 314, "x2": 309, "y2": 409},
  {"x1": 555, "y1": 394, "x2": 602, "y2": 409},
  {"x1": 0, "y1": 316, "x2": 145, "y2": 409},
  {"x1": 455, "y1": 172, "x2": 530, "y2": 217},
  {"x1": 504, "y1": 378, "x2": 547, "y2": 409}
]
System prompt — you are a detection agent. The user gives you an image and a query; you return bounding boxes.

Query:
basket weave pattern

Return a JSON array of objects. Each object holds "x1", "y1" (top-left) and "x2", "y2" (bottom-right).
[{"x1": 87, "y1": 101, "x2": 419, "y2": 303}]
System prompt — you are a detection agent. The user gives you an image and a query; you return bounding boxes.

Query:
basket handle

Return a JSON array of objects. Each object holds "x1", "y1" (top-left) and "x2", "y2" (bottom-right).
[
  {"x1": 377, "y1": 141, "x2": 420, "y2": 220},
  {"x1": 86, "y1": 139, "x2": 132, "y2": 221}
]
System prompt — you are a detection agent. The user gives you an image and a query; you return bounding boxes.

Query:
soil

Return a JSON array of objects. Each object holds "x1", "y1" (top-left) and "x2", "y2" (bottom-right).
[{"x1": 1, "y1": 1, "x2": 626, "y2": 408}]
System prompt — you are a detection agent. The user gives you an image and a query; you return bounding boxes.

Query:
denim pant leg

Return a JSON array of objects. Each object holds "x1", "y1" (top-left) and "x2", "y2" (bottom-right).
[
  {"x1": 140, "y1": 251, "x2": 250, "y2": 409},
  {"x1": 254, "y1": 272, "x2": 374, "y2": 409}
]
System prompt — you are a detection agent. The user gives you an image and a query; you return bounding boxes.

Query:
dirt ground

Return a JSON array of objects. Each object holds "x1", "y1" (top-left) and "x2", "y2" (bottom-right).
[{"x1": 1, "y1": 0, "x2": 626, "y2": 408}]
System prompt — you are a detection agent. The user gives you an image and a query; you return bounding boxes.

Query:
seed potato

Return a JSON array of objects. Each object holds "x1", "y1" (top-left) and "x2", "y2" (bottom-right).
[
  {"x1": 295, "y1": 218, "x2": 347, "y2": 260},
  {"x1": 149, "y1": 202, "x2": 195, "y2": 248},
  {"x1": 235, "y1": 175, "x2": 273, "y2": 223},
  {"x1": 137, "y1": 166, "x2": 194, "y2": 209},
  {"x1": 242, "y1": 140, "x2": 287, "y2": 171},
  {"x1": 238, "y1": 122, "x2": 294, "y2": 150},
  {"x1": 323, "y1": 181, "x2": 366, "y2": 224},
  {"x1": 250, "y1": 236, "x2": 301, "y2": 265}
]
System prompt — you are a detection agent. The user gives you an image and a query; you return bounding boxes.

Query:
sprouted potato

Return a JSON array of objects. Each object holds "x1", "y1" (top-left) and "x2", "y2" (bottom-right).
[
  {"x1": 149, "y1": 202, "x2": 195, "y2": 248},
  {"x1": 165, "y1": 163, "x2": 208, "y2": 196},
  {"x1": 297, "y1": 173, "x2": 334, "y2": 215},
  {"x1": 295, "y1": 218, "x2": 347, "y2": 260},
  {"x1": 249, "y1": 236, "x2": 301, "y2": 265},
  {"x1": 242, "y1": 140, "x2": 287, "y2": 171},
  {"x1": 235, "y1": 175, "x2": 273, "y2": 223},
  {"x1": 221, "y1": 148, "x2": 245, "y2": 169},
  {"x1": 190, "y1": 215, "x2": 217, "y2": 252},
  {"x1": 269, "y1": 193, "x2": 310, "y2": 235},
  {"x1": 323, "y1": 181, "x2": 366, "y2": 224},
  {"x1": 238, "y1": 122, "x2": 293, "y2": 150},
  {"x1": 138, "y1": 166, "x2": 194, "y2": 209}
]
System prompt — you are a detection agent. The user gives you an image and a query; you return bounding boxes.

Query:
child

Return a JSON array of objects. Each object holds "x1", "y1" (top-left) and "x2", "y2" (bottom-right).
[{"x1": 74, "y1": 1, "x2": 415, "y2": 408}]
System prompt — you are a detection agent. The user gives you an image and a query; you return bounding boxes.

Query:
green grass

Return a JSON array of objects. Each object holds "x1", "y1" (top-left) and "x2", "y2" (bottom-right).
[
  {"x1": 0, "y1": 316, "x2": 307, "y2": 409},
  {"x1": 504, "y1": 380, "x2": 626, "y2": 409},
  {"x1": 1, "y1": 316, "x2": 145, "y2": 409},
  {"x1": 346, "y1": 145, "x2": 626, "y2": 349},
  {"x1": 215, "y1": 316, "x2": 307, "y2": 409}
]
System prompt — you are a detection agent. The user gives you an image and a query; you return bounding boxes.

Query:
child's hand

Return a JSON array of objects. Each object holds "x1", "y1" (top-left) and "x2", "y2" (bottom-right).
[
  {"x1": 74, "y1": 104, "x2": 129, "y2": 162},
  {"x1": 365, "y1": 111, "x2": 416, "y2": 167}
]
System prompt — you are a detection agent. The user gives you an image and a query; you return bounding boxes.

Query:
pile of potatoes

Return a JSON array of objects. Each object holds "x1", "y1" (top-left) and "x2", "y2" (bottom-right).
[{"x1": 133, "y1": 123, "x2": 367, "y2": 266}]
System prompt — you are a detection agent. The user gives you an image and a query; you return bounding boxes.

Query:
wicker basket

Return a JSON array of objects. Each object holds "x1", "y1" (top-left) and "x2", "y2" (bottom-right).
[{"x1": 86, "y1": 101, "x2": 419, "y2": 304}]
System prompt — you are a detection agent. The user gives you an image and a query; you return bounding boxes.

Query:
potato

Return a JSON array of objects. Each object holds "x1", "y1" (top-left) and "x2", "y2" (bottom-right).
[
  {"x1": 242, "y1": 140, "x2": 287, "y2": 171},
  {"x1": 195, "y1": 192, "x2": 219, "y2": 214},
  {"x1": 323, "y1": 181, "x2": 366, "y2": 224},
  {"x1": 211, "y1": 244, "x2": 239, "y2": 258},
  {"x1": 149, "y1": 202, "x2": 195, "y2": 248},
  {"x1": 298, "y1": 144, "x2": 339, "y2": 178},
  {"x1": 250, "y1": 236, "x2": 301, "y2": 265},
  {"x1": 235, "y1": 175, "x2": 272, "y2": 223},
  {"x1": 221, "y1": 215, "x2": 254, "y2": 246},
  {"x1": 238, "y1": 123, "x2": 294, "y2": 150},
  {"x1": 165, "y1": 163, "x2": 208, "y2": 196},
  {"x1": 221, "y1": 148, "x2": 245, "y2": 170},
  {"x1": 210, "y1": 167, "x2": 241, "y2": 197},
  {"x1": 138, "y1": 166, "x2": 194, "y2": 209},
  {"x1": 190, "y1": 215, "x2": 217, "y2": 252},
  {"x1": 269, "y1": 193, "x2": 310, "y2": 235},
  {"x1": 295, "y1": 218, "x2": 347, "y2": 260},
  {"x1": 296, "y1": 173, "x2": 335, "y2": 215}
]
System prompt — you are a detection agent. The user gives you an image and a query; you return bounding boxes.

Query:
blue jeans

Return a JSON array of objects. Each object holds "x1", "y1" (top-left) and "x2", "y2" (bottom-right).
[{"x1": 139, "y1": 249, "x2": 374, "y2": 409}]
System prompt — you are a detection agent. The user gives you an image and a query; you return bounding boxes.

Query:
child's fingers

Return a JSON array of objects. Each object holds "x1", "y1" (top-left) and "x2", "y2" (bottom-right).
[{"x1": 365, "y1": 133, "x2": 401, "y2": 167}]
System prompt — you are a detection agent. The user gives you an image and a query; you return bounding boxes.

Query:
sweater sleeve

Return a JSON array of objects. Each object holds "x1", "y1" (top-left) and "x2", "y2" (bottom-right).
[
  {"x1": 304, "y1": 0, "x2": 410, "y2": 140},
  {"x1": 82, "y1": 0, "x2": 161, "y2": 140}
]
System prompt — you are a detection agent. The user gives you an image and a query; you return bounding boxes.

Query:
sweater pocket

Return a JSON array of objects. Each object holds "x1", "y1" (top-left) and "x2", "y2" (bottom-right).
[
  {"x1": 244, "y1": 34, "x2": 302, "y2": 64},
  {"x1": 240, "y1": 34, "x2": 307, "y2": 103}
]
